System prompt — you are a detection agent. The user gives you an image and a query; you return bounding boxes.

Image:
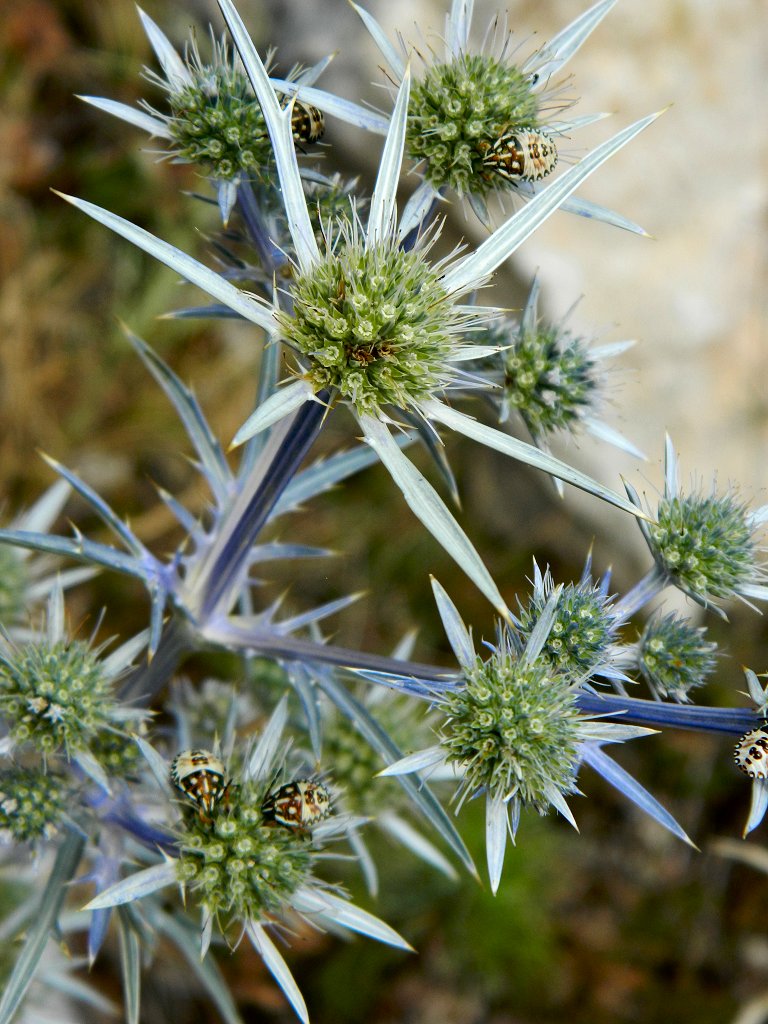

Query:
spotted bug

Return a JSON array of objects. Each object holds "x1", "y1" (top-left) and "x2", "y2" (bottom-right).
[
  {"x1": 170, "y1": 749, "x2": 229, "y2": 821},
  {"x1": 481, "y1": 128, "x2": 558, "y2": 183},
  {"x1": 734, "y1": 726, "x2": 768, "y2": 778},
  {"x1": 261, "y1": 779, "x2": 331, "y2": 830},
  {"x1": 290, "y1": 100, "x2": 325, "y2": 144}
]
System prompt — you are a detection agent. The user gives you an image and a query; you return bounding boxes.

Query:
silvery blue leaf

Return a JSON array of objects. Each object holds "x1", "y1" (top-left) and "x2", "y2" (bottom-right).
[
  {"x1": 362, "y1": 415, "x2": 510, "y2": 620},
  {"x1": 245, "y1": 921, "x2": 309, "y2": 1024},
  {"x1": 743, "y1": 778, "x2": 768, "y2": 838},
  {"x1": 378, "y1": 811, "x2": 458, "y2": 879},
  {"x1": 292, "y1": 887, "x2": 413, "y2": 950},
  {"x1": 231, "y1": 380, "x2": 316, "y2": 447},
  {"x1": 217, "y1": 0, "x2": 320, "y2": 272},
  {"x1": 56, "y1": 193, "x2": 276, "y2": 331},
  {"x1": 83, "y1": 861, "x2": 179, "y2": 910},
  {"x1": 246, "y1": 694, "x2": 289, "y2": 782},
  {"x1": 430, "y1": 578, "x2": 474, "y2": 667},
  {"x1": 486, "y1": 791, "x2": 508, "y2": 895},
  {"x1": 348, "y1": 2, "x2": 406, "y2": 79},
  {"x1": 368, "y1": 68, "x2": 411, "y2": 247},
  {"x1": 441, "y1": 111, "x2": 663, "y2": 295},
  {"x1": 424, "y1": 401, "x2": 651, "y2": 521},
  {"x1": 0, "y1": 831, "x2": 85, "y2": 1024},
  {"x1": 136, "y1": 6, "x2": 193, "y2": 90},
  {"x1": 581, "y1": 744, "x2": 694, "y2": 845},
  {"x1": 78, "y1": 95, "x2": 171, "y2": 138}
]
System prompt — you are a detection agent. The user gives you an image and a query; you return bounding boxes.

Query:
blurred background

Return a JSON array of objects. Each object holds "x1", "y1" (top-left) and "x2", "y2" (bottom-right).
[{"x1": 1, "y1": 0, "x2": 767, "y2": 1021}]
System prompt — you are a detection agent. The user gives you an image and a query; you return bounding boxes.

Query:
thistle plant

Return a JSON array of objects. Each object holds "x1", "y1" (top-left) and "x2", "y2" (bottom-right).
[{"x1": 1, "y1": 0, "x2": 766, "y2": 1021}]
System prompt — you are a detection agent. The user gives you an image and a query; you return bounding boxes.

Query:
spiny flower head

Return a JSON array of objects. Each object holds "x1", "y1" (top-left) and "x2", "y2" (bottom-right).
[
  {"x1": 514, "y1": 561, "x2": 621, "y2": 679},
  {"x1": 175, "y1": 777, "x2": 314, "y2": 925},
  {"x1": 628, "y1": 437, "x2": 768, "y2": 610},
  {"x1": 161, "y1": 35, "x2": 276, "y2": 184},
  {"x1": 439, "y1": 627, "x2": 583, "y2": 814},
  {"x1": 276, "y1": 217, "x2": 468, "y2": 415},
  {"x1": 381, "y1": 580, "x2": 670, "y2": 891},
  {"x1": 0, "y1": 638, "x2": 116, "y2": 757},
  {"x1": 0, "y1": 587, "x2": 142, "y2": 768},
  {"x1": 500, "y1": 318, "x2": 597, "y2": 436},
  {"x1": 637, "y1": 612, "x2": 717, "y2": 702},
  {"x1": 407, "y1": 53, "x2": 542, "y2": 198},
  {"x1": 0, "y1": 765, "x2": 68, "y2": 844},
  {"x1": 650, "y1": 491, "x2": 757, "y2": 602}
]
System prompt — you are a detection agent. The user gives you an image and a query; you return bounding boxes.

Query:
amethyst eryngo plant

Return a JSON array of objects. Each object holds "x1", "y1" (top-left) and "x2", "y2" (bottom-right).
[{"x1": 1, "y1": 0, "x2": 767, "y2": 1022}]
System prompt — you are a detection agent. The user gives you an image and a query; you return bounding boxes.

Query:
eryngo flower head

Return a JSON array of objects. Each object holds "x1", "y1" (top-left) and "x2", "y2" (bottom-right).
[
  {"x1": 381, "y1": 580, "x2": 666, "y2": 892},
  {"x1": 483, "y1": 276, "x2": 642, "y2": 460},
  {"x1": 352, "y1": 0, "x2": 620, "y2": 224},
  {"x1": 0, "y1": 585, "x2": 144, "y2": 784},
  {"x1": 627, "y1": 436, "x2": 768, "y2": 613},
  {"x1": 85, "y1": 696, "x2": 411, "y2": 1024},
  {"x1": 275, "y1": 213, "x2": 473, "y2": 416},
  {"x1": 637, "y1": 612, "x2": 717, "y2": 702},
  {"x1": 514, "y1": 558, "x2": 626, "y2": 683},
  {"x1": 79, "y1": 8, "x2": 328, "y2": 222},
  {"x1": 0, "y1": 765, "x2": 67, "y2": 845}
]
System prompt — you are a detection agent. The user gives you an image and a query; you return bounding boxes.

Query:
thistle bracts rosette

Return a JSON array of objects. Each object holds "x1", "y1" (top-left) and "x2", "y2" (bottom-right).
[
  {"x1": 350, "y1": 0, "x2": 646, "y2": 230},
  {"x1": 85, "y1": 697, "x2": 411, "y2": 1024},
  {"x1": 514, "y1": 558, "x2": 628, "y2": 684},
  {"x1": 0, "y1": 585, "x2": 146, "y2": 794},
  {"x1": 79, "y1": 8, "x2": 328, "y2": 222},
  {"x1": 621, "y1": 435, "x2": 768, "y2": 617},
  {"x1": 380, "y1": 580, "x2": 690, "y2": 893},
  {"x1": 483, "y1": 276, "x2": 643, "y2": 466},
  {"x1": 635, "y1": 612, "x2": 717, "y2": 703}
]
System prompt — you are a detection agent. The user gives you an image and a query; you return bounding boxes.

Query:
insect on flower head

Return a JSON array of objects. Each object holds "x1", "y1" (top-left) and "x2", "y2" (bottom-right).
[{"x1": 170, "y1": 748, "x2": 230, "y2": 822}]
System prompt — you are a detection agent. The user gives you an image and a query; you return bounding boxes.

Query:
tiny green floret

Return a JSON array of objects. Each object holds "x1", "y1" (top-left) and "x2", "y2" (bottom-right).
[
  {"x1": 638, "y1": 613, "x2": 717, "y2": 702},
  {"x1": 0, "y1": 639, "x2": 114, "y2": 756},
  {"x1": 516, "y1": 581, "x2": 615, "y2": 678},
  {"x1": 0, "y1": 766, "x2": 67, "y2": 844},
  {"x1": 439, "y1": 643, "x2": 582, "y2": 814},
  {"x1": 175, "y1": 780, "x2": 312, "y2": 925},
  {"x1": 407, "y1": 55, "x2": 540, "y2": 197},
  {"x1": 503, "y1": 322, "x2": 598, "y2": 439},
  {"x1": 278, "y1": 227, "x2": 460, "y2": 414},
  {"x1": 650, "y1": 492, "x2": 756, "y2": 602}
]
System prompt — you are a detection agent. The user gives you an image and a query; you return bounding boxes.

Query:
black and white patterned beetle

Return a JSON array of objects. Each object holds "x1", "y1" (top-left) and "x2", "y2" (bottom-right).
[
  {"x1": 170, "y1": 749, "x2": 229, "y2": 820},
  {"x1": 481, "y1": 128, "x2": 558, "y2": 183},
  {"x1": 261, "y1": 779, "x2": 331, "y2": 830},
  {"x1": 734, "y1": 726, "x2": 768, "y2": 778},
  {"x1": 290, "y1": 100, "x2": 325, "y2": 144}
]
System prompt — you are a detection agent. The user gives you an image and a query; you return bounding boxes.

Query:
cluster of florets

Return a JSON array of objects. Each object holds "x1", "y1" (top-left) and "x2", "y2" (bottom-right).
[
  {"x1": 649, "y1": 491, "x2": 756, "y2": 602},
  {"x1": 515, "y1": 581, "x2": 616, "y2": 678},
  {"x1": 278, "y1": 227, "x2": 459, "y2": 413},
  {"x1": 407, "y1": 55, "x2": 539, "y2": 196},
  {"x1": 0, "y1": 766, "x2": 68, "y2": 844},
  {"x1": 175, "y1": 779, "x2": 313, "y2": 924},
  {"x1": 500, "y1": 320, "x2": 598, "y2": 439},
  {"x1": 637, "y1": 612, "x2": 717, "y2": 702},
  {"x1": 439, "y1": 639, "x2": 582, "y2": 813},
  {"x1": 0, "y1": 639, "x2": 115, "y2": 756},
  {"x1": 164, "y1": 43, "x2": 275, "y2": 181}
]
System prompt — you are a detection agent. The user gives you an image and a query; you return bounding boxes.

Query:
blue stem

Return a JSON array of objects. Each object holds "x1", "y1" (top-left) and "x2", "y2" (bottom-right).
[
  {"x1": 236, "y1": 179, "x2": 288, "y2": 273},
  {"x1": 199, "y1": 394, "x2": 329, "y2": 620},
  {"x1": 577, "y1": 692, "x2": 759, "y2": 736},
  {"x1": 613, "y1": 566, "x2": 665, "y2": 620}
]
